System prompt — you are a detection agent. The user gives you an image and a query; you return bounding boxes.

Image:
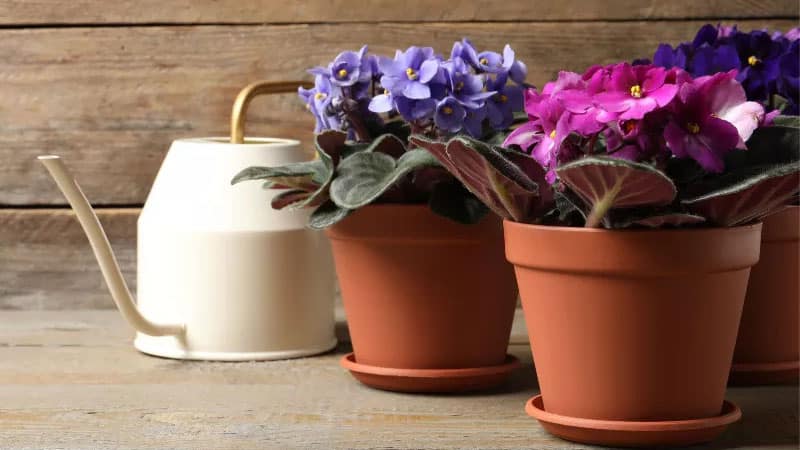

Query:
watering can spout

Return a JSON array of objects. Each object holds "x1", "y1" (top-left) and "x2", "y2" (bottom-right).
[{"x1": 37, "y1": 155, "x2": 185, "y2": 337}]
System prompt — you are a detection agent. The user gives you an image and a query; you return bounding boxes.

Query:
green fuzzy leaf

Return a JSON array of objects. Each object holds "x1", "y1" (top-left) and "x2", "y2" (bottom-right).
[
  {"x1": 409, "y1": 134, "x2": 540, "y2": 222},
  {"x1": 330, "y1": 149, "x2": 440, "y2": 209},
  {"x1": 773, "y1": 115, "x2": 800, "y2": 128},
  {"x1": 556, "y1": 156, "x2": 676, "y2": 227},
  {"x1": 427, "y1": 180, "x2": 489, "y2": 225},
  {"x1": 231, "y1": 160, "x2": 327, "y2": 191},
  {"x1": 308, "y1": 200, "x2": 351, "y2": 230},
  {"x1": 736, "y1": 125, "x2": 800, "y2": 168},
  {"x1": 360, "y1": 133, "x2": 407, "y2": 158},
  {"x1": 682, "y1": 163, "x2": 800, "y2": 226},
  {"x1": 553, "y1": 189, "x2": 588, "y2": 222}
]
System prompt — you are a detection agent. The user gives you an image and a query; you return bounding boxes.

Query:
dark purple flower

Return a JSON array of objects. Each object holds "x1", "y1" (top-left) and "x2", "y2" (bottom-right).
[
  {"x1": 593, "y1": 64, "x2": 679, "y2": 121},
  {"x1": 691, "y1": 43, "x2": 740, "y2": 76},
  {"x1": 378, "y1": 46, "x2": 442, "y2": 100},
  {"x1": 692, "y1": 24, "x2": 720, "y2": 48},
  {"x1": 777, "y1": 40, "x2": 799, "y2": 114},
  {"x1": 652, "y1": 43, "x2": 691, "y2": 71},
  {"x1": 434, "y1": 96, "x2": 466, "y2": 133},
  {"x1": 733, "y1": 30, "x2": 783, "y2": 101}
]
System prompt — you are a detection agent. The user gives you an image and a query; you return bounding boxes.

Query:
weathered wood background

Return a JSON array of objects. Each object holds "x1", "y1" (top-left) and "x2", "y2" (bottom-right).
[{"x1": 1, "y1": 1, "x2": 798, "y2": 309}]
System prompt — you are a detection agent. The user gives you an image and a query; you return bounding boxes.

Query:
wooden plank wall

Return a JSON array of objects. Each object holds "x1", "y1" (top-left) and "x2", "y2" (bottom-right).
[{"x1": 1, "y1": 1, "x2": 798, "y2": 309}]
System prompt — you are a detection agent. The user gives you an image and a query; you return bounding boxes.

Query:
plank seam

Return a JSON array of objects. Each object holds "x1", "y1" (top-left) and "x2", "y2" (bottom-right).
[{"x1": 0, "y1": 16, "x2": 796, "y2": 29}]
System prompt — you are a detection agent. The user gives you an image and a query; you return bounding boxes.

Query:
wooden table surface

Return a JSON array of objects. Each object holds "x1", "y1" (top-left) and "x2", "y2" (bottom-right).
[{"x1": 0, "y1": 310, "x2": 796, "y2": 450}]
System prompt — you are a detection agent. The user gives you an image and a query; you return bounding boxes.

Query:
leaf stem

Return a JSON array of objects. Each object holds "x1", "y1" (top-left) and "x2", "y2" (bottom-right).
[{"x1": 584, "y1": 181, "x2": 621, "y2": 228}]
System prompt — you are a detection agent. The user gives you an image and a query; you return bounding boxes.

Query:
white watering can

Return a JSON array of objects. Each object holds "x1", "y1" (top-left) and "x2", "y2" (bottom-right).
[{"x1": 39, "y1": 81, "x2": 337, "y2": 361}]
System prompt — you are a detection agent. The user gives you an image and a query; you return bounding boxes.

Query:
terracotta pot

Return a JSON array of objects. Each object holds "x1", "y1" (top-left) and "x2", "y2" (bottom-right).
[
  {"x1": 327, "y1": 205, "x2": 519, "y2": 392},
  {"x1": 731, "y1": 206, "x2": 800, "y2": 385},
  {"x1": 505, "y1": 221, "x2": 761, "y2": 447}
]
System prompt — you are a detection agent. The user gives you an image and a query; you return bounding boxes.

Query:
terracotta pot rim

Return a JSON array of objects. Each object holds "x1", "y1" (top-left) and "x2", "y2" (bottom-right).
[
  {"x1": 340, "y1": 353, "x2": 520, "y2": 378},
  {"x1": 504, "y1": 220, "x2": 762, "y2": 275},
  {"x1": 525, "y1": 395, "x2": 741, "y2": 432},
  {"x1": 503, "y1": 220, "x2": 762, "y2": 235},
  {"x1": 326, "y1": 202, "x2": 498, "y2": 243}
]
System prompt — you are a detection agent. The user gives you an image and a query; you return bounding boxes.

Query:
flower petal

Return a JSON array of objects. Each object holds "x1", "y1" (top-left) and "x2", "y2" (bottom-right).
[{"x1": 403, "y1": 81, "x2": 431, "y2": 100}]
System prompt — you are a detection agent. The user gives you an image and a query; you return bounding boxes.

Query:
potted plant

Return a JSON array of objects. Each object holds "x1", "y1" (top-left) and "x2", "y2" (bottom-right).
[
  {"x1": 643, "y1": 23, "x2": 800, "y2": 385},
  {"x1": 233, "y1": 40, "x2": 528, "y2": 392},
  {"x1": 413, "y1": 61, "x2": 799, "y2": 446}
]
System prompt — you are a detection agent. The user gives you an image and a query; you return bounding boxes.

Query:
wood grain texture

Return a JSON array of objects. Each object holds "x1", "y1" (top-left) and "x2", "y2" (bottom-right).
[
  {"x1": 2, "y1": 19, "x2": 795, "y2": 205},
  {"x1": 0, "y1": 209, "x2": 137, "y2": 309},
  {"x1": 0, "y1": 310, "x2": 796, "y2": 450},
  {"x1": 0, "y1": 0, "x2": 795, "y2": 24}
]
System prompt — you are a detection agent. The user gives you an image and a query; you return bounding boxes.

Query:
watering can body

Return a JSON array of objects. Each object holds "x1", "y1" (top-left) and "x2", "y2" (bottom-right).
[
  {"x1": 39, "y1": 80, "x2": 336, "y2": 361},
  {"x1": 133, "y1": 138, "x2": 336, "y2": 360}
]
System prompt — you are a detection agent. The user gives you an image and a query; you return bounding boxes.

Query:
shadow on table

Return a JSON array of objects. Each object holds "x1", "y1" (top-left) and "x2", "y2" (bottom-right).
[
  {"x1": 691, "y1": 384, "x2": 799, "y2": 449},
  {"x1": 330, "y1": 340, "x2": 539, "y2": 397}
]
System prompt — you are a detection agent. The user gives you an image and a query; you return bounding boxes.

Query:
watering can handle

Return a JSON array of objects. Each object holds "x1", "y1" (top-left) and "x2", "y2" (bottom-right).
[
  {"x1": 37, "y1": 156, "x2": 185, "y2": 337},
  {"x1": 230, "y1": 80, "x2": 313, "y2": 144}
]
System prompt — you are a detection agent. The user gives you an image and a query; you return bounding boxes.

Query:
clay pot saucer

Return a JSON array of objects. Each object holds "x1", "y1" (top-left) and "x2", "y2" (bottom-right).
[
  {"x1": 525, "y1": 395, "x2": 741, "y2": 448},
  {"x1": 729, "y1": 360, "x2": 800, "y2": 385},
  {"x1": 340, "y1": 353, "x2": 520, "y2": 393}
]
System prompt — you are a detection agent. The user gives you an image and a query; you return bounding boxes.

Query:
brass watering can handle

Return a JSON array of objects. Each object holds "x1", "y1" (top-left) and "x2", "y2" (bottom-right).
[{"x1": 230, "y1": 80, "x2": 314, "y2": 144}]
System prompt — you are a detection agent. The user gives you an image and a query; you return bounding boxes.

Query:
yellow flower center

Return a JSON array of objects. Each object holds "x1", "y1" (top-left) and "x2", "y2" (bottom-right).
[
  {"x1": 455, "y1": 81, "x2": 464, "y2": 91},
  {"x1": 747, "y1": 55, "x2": 760, "y2": 66},
  {"x1": 383, "y1": 89, "x2": 390, "y2": 95},
  {"x1": 337, "y1": 68, "x2": 348, "y2": 78},
  {"x1": 549, "y1": 130, "x2": 557, "y2": 139},
  {"x1": 442, "y1": 106, "x2": 454, "y2": 115},
  {"x1": 499, "y1": 94, "x2": 508, "y2": 103},
  {"x1": 479, "y1": 57, "x2": 489, "y2": 65},
  {"x1": 630, "y1": 84, "x2": 642, "y2": 98},
  {"x1": 687, "y1": 122, "x2": 701, "y2": 134},
  {"x1": 314, "y1": 92, "x2": 327, "y2": 100},
  {"x1": 406, "y1": 67, "x2": 418, "y2": 80}
]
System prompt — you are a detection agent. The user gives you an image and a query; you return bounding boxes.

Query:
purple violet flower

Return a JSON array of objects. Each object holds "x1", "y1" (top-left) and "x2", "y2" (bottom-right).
[
  {"x1": 445, "y1": 57, "x2": 495, "y2": 108},
  {"x1": 309, "y1": 45, "x2": 372, "y2": 88},
  {"x1": 456, "y1": 38, "x2": 527, "y2": 84},
  {"x1": 378, "y1": 47, "x2": 442, "y2": 100},
  {"x1": 486, "y1": 74, "x2": 523, "y2": 129},
  {"x1": 434, "y1": 96, "x2": 467, "y2": 133},
  {"x1": 298, "y1": 75, "x2": 340, "y2": 132}
]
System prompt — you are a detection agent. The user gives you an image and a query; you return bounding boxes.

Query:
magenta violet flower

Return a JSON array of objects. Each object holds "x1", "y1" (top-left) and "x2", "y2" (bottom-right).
[
  {"x1": 593, "y1": 64, "x2": 679, "y2": 121},
  {"x1": 664, "y1": 73, "x2": 753, "y2": 172}
]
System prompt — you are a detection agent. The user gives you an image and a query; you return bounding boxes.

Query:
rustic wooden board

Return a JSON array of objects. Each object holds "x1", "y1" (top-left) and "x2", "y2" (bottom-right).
[
  {"x1": 0, "y1": 310, "x2": 796, "y2": 449},
  {"x1": 2, "y1": 19, "x2": 795, "y2": 205},
  {"x1": 0, "y1": 209, "x2": 138, "y2": 309},
  {"x1": 0, "y1": 0, "x2": 795, "y2": 25}
]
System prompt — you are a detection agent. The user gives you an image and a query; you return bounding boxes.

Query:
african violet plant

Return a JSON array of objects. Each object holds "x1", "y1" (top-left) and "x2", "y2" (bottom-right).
[
  {"x1": 412, "y1": 61, "x2": 800, "y2": 229},
  {"x1": 639, "y1": 23, "x2": 799, "y2": 114},
  {"x1": 232, "y1": 40, "x2": 527, "y2": 228}
]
